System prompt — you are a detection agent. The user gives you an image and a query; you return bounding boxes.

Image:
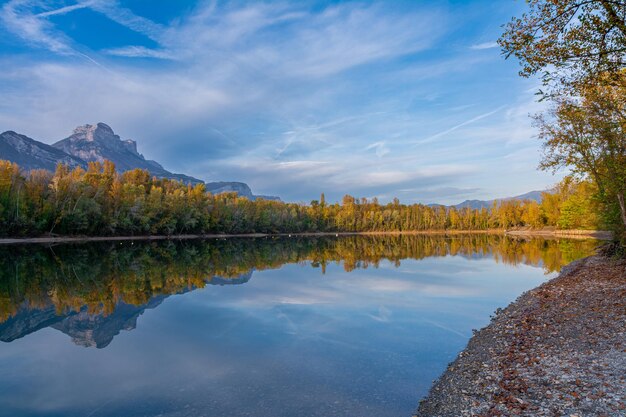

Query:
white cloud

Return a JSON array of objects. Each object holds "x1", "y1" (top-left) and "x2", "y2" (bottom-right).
[
  {"x1": 365, "y1": 141, "x2": 390, "y2": 157},
  {"x1": 36, "y1": 3, "x2": 91, "y2": 18},
  {"x1": 0, "y1": 1, "x2": 558, "y2": 203},
  {"x1": 1, "y1": 0, "x2": 75, "y2": 54},
  {"x1": 86, "y1": 0, "x2": 164, "y2": 41},
  {"x1": 470, "y1": 41, "x2": 498, "y2": 50},
  {"x1": 413, "y1": 106, "x2": 506, "y2": 145},
  {"x1": 103, "y1": 45, "x2": 174, "y2": 59}
]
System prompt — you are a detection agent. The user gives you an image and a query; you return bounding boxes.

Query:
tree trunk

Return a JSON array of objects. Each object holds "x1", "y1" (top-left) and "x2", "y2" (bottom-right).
[{"x1": 617, "y1": 191, "x2": 626, "y2": 229}]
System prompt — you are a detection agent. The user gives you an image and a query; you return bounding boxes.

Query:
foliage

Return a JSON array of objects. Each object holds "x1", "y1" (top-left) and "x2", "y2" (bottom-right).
[
  {"x1": 499, "y1": 0, "x2": 626, "y2": 94},
  {"x1": 501, "y1": 0, "x2": 626, "y2": 247},
  {"x1": 535, "y1": 73, "x2": 626, "y2": 237},
  {"x1": 0, "y1": 160, "x2": 601, "y2": 237}
]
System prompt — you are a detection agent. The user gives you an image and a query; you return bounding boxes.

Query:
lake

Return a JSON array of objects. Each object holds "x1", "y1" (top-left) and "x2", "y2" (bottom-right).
[{"x1": 0, "y1": 234, "x2": 598, "y2": 417}]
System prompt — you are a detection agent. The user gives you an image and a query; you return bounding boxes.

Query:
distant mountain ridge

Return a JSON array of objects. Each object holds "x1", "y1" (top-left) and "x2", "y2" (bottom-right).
[
  {"x1": 53, "y1": 123, "x2": 202, "y2": 185},
  {"x1": 0, "y1": 130, "x2": 85, "y2": 171},
  {"x1": 430, "y1": 190, "x2": 546, "y2": 210},
  {"x1": 0, "y1": 123, "x2": 279, "y2": 201}
]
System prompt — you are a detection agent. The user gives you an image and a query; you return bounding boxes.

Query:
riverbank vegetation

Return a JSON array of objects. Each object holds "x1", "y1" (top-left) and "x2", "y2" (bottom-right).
[
  {"x1": 0, "y1": 159, "x2": 603, "y2": 237},
  {"x1": 500, "y1": 0, "x2": 626, "y2": 250}
]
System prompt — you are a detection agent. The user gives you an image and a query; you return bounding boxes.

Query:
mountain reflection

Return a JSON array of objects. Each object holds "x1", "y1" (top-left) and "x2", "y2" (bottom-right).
[{"x1": 0, "y1": 235, "x2": 597, "y2": 348}]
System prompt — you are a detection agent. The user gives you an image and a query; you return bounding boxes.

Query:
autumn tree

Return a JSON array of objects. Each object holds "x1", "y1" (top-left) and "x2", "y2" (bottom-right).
[
  {"x1": 0, "y1": 158, "x2": 600, "y2": 237},
  {"x1": 499, "y1": 0, "x2": 626, "y2": 95},
  {"x1": 501, "y1": 0, "x2": 626, "y2": 244},
  {"x1": 535, "y1": 75, "x2": 626, "y2": 233}
]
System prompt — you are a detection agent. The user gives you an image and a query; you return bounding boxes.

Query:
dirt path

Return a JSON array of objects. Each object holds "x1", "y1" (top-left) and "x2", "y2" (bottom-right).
[{"x1": 415, "y1": 255, "x2": 626, "y2": 417}]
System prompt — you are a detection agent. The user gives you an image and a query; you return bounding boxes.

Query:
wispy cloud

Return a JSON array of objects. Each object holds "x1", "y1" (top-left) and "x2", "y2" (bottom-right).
[
  {"x1": 0, "y1": 1, "x2": 556, "y2": 203},
  {"x1": 1, "y1": 0, "x2": 74, "y2": 54},
  {"x1": 470, "y1": 41, "x2": 498, "y2": 50},
  {"x1": 103, "y1": 46, "x2": 174, "y2": 59},
  {"x1": 86, "y1": 0, "x2": 164, "y2": 41},
  {"x1": 412, "y1": 106, "x2": 506, "y2": 146},
  {"x1": 2, "y1": 0, "x2": 164, "y2": 59},
  {"x1": 36, "y1": 3, "x2": 91, "y2": 18},
  {"x1": 0, "y1": 0, "x2": 114, "y2": 71},
  {"x1": 365, "y1": 141, "x2": 390, "y2": 157}
]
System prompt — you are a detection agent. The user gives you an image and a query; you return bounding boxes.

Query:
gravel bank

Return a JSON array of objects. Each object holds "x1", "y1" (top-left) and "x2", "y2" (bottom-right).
[{"x1": 415, "y1": 255, "x2": 626, "y2": 417}]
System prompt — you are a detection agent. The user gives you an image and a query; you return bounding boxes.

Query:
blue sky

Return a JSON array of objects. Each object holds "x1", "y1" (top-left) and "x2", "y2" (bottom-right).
[{"x1": 0, "y1": 0, "x2": 563, "y2": 203}]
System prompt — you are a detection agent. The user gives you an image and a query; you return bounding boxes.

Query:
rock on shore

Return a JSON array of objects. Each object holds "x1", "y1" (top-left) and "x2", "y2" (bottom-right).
[{"x1": 415, "y1": 255, "x2": 626, "y2": 417}]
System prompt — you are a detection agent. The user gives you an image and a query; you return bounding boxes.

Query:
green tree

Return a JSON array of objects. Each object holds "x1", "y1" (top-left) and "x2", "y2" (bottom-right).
[
  {"x1": 535, "y1": 75, "x2": 626, "y2": 234},
  {"x1": 500, "y1": 0, "x2": 626, "y2": 95},
  {"x1": 501, "y1": 0, "x2": 626, "y2": 245}
]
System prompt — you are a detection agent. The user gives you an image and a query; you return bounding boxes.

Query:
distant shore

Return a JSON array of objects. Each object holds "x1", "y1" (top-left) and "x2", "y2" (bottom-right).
[
  {"x1": 0, "y1": 228, "x2": 611, "y2": 245},
  {"x1": 504, "y1": 228, "x2": 612, "y2": 240},
  {"x1": 415, "y1": 254, "x2": 626, "y2": 417}
]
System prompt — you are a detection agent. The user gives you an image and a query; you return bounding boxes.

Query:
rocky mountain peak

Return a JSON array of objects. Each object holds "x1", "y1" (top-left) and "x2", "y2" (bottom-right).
[
  {"x1": 67, "y1": 122, "x2": 140, "y2": 157},
  {"x1": 53, "y1": 122, "x2": 143, "y2": 164},
  {"x1": 2, "y1": 123, "x2": 279, "y2": 199},
  {"x1": 72, "y1": 122, "x2": 112, "y2": 139}
]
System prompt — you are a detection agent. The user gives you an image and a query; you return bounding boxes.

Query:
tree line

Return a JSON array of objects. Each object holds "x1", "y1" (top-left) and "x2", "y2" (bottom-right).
[{"x1": 0, "y1": 159, "x2": 601, "y2": 237}]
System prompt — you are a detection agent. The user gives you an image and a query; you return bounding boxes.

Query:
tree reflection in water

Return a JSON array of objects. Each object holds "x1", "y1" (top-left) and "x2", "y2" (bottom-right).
[{"x1": 0, "y1": 234, "x2": 598, "y2": 347}]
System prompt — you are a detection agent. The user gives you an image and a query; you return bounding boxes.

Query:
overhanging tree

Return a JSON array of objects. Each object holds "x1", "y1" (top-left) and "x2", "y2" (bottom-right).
[
  {"x1": 500, "y1": 0, "x2": 626, "y2": 95},
  {"x1": 535, "y1": 75, "x2": 626, "y2": 231},
  {"x1": 500, "y1": 0, "x2": 626, "y2": 241}
]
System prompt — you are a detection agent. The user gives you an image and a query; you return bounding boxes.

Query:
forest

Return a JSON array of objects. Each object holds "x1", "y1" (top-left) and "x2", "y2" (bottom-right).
[{"x1": 0, "y1": 159, "x2": 601, "y2": 237}]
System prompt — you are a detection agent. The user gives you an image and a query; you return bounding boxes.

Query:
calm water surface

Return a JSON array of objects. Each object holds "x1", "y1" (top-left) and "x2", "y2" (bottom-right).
[{"x1": 0, "y1": 235, "x2": 597, "y2": 417}]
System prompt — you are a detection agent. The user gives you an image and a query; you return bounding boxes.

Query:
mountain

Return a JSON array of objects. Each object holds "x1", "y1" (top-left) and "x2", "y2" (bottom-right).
[
  {"x1": 51, "y1": 297, "x2": 166, "y2": 348},
  {"x1": 0, "y1": 130, "x2": 85, "y2": 171},
  {"x1": 506, "y1": 190, "x2": 544, "y2": 203},
  {"x1": 0, "y1": 272, "x2": 254, "y2": 348},
  {"x1": 0, "y1": 304, "x2": 66, "y2": 343},
  {"x1": 431, "y1": 190, "x2": 546, "y2": 210},
  {"x1": 203, "y1": 182, "x2": 280, "y2": 201},
  {"x1": 205, "y1": 181, "x2": 255, "y2": 199},
  {"x1": 209, "y1": 271, "x2": 253, "y2": 285},
  {"x1": 53, "y1": 122, "x2": 203, "y2": 185},
  {"x1": 0, "y1": 122, "x2": 279, "y2": 200}
]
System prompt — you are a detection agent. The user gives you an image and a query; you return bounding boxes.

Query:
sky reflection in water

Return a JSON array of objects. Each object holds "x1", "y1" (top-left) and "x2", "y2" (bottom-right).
[{"x1": 0, "y1": 235, "x2": 598, "y2": 417}]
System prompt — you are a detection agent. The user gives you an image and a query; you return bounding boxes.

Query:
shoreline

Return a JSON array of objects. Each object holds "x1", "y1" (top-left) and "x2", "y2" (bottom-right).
[
  {"x1": 0, "y1": 229, "x2": 610, "y2": 245},
  {"x1": 415, "y1": 254, "x2": 626, "y2": 417},
  {"x1": 504, "y1": 228, "x2": 612, "y2": 240}
]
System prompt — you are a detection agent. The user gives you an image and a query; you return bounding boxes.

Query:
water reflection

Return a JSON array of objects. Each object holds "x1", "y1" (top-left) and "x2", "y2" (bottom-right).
[
  {"x1": 0, "y1": 234, "x2": 599, "y2": 417},
  {"x1": 0, "y1": 234, "x2": 596, "y2": 349}
]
